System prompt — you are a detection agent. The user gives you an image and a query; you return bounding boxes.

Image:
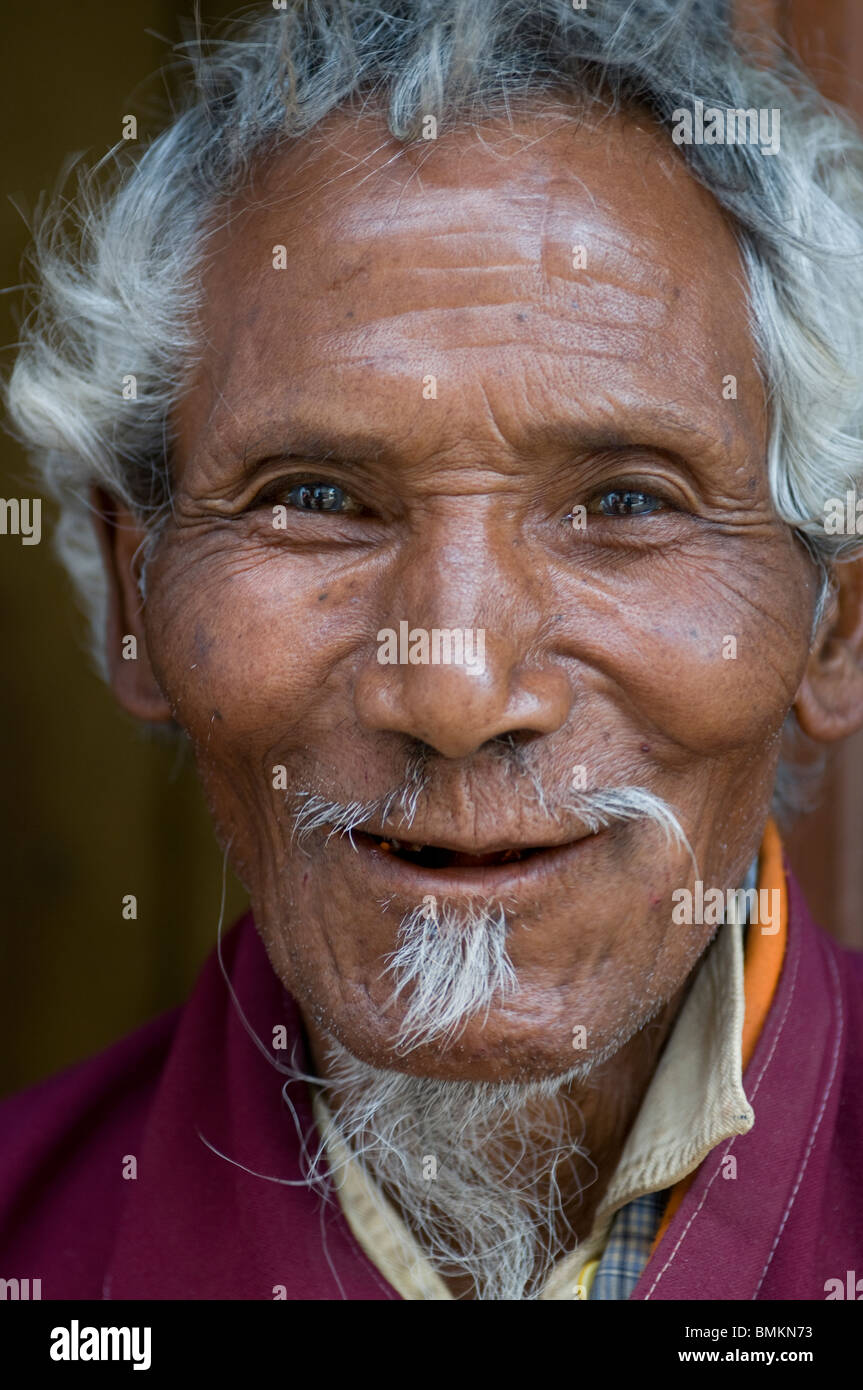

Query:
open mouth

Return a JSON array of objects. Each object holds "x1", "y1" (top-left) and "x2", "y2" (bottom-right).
[{"x1": 365, "y1": 834, "x2": 555, "y2": 870}]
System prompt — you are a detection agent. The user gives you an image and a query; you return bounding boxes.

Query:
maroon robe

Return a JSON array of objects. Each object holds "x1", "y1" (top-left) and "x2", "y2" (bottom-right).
[{"x1": 1, "y1": 862, "x2": 861, "y2": 1300}]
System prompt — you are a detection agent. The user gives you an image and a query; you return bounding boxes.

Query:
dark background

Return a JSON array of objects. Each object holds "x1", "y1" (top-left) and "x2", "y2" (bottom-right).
[{"x1": 1, "y1": 0, "x2": 861, "y2": 1097}]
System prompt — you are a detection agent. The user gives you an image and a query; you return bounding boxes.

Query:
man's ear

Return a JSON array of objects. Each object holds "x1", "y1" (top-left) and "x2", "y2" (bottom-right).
[
  {"x1": 794, "y1": 555, "x2": 863, "y2": 743},
  {"x1": 90, "y1": 485, "x2": 174, "y2": 723}
]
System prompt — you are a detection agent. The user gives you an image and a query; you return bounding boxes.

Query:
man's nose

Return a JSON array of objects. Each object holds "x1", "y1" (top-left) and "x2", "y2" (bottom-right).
[{"x1": 352, "y1": 539, "x2": 573, "y2": 760}]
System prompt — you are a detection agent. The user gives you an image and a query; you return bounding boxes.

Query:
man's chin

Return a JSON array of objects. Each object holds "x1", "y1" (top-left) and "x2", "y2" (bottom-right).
[{"x1": 328, "y1": 1011, "x2": 641, "y2": 1088}]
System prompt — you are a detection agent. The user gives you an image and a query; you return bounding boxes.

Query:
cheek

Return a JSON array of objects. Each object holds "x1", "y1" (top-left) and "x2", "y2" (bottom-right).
[
  {"x1": 563, "y1": 548, "x2": 813, "y2": 757},
  {"x1": 140, "y1": 536, "x2": 403, "y2": 902},
  {"x1": 142, "y1": 538, "x2": 367, "y2": 748}
]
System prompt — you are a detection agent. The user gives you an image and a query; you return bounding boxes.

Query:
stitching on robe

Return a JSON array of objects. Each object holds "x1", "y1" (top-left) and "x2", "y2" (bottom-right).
[
  {"x1": 752, "y1": 940, "x2": 843, "y2": 1296},
  {"x1": 642, "y1": 913, "x2": 802, "y2": 1299}
]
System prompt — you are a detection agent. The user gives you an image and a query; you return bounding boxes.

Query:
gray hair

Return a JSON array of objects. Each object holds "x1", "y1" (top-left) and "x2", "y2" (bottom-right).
[{"x1": 6, "y1": 1, "x2": 863, "y2": 784}]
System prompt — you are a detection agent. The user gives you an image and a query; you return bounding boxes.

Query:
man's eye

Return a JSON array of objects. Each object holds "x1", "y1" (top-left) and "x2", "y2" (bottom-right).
[
  {"x1": 592, "y1": 489, "x2": 666, "y2": 517},
  {"x1": 286, "y1": 482, "x2": 359, "y2": 513}
]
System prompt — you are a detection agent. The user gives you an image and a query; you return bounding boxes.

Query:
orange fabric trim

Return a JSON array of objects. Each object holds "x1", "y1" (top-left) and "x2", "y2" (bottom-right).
[
  {"x1": 646, "y1": 820, "x2": 788, "y2": 1259},
  {"x1": 740, "y1": 819, "x2": 787, "y2": 1068}
]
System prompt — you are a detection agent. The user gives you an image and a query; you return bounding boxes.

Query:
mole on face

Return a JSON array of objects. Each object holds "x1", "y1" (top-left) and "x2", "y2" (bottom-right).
[{"x1": 193, "y1": 623, "x2": 214, "y2": 660}]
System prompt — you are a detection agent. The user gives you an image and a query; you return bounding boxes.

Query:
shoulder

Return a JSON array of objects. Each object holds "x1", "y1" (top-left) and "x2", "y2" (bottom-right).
[
  {"x1": 0, "y1": 911, "x2": 265, "y2": 1301},
  {"x1": 0, "y1": 1004, "x2": 180, "y2": 1299},
  {"x1": 810, "y1": 915, "x2": 863, "y2": 1015}
]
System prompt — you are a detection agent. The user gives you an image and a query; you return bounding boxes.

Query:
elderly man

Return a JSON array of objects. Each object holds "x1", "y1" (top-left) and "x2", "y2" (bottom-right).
[{"x1": 2, "y1": 0, "x2": 863, "y2": 1303}]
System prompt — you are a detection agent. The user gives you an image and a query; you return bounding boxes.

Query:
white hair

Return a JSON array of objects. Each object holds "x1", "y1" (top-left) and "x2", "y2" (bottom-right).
[{"x1": 6, "y1": 0, "x2": 862, "y2": 815}]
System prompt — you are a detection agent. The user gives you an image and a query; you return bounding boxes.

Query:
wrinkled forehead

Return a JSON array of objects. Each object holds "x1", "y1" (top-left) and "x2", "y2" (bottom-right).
[{"x1": 178, "y1": 100, "x2": 764, "y2": 469}]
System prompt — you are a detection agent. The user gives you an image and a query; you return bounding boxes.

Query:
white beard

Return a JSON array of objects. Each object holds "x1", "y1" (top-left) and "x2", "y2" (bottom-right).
[
  {"x1": 382, "y1": 896, "x2": 517, "y2": 1053},
  {"x1": 312, "y1": 1035, "x2": 593, "y2": 1301}
]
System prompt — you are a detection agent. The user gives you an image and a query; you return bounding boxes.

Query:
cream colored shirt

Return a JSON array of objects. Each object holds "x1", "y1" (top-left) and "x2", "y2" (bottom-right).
[{"x1": 310, "y1": 918, "x2": 754, "y2": 1300}]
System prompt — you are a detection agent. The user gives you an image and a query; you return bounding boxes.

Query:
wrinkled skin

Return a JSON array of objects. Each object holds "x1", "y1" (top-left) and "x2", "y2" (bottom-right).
[{"x1": 97, "y1": 101, "x2": 863, "y2": 1247}]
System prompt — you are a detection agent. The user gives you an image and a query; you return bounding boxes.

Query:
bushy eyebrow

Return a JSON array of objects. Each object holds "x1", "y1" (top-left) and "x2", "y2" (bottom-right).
[
  {"x1": 236, "y1": 427, "x2": 389, "y2": 475},
  {"x1": 215, "y1": 401, "x2": 742, "y2": 485},
  {"x1": 515, "y1": 408, "x2": 729, "y2": 461}
]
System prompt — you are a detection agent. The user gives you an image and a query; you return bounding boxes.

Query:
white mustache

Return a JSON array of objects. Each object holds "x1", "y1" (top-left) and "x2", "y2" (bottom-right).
[
  {"x1": 560, "y1": 786, "x2": 697, "y2": 875},
  {"x1": 290, "y1": 749, "x2": 427, "y2": 849},
  {"x1": 290, "y1": 763, "x2": 696, "y2": 875}
]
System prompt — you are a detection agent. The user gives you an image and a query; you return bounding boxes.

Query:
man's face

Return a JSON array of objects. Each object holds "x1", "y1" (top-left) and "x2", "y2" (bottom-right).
[{"x1": 143, "y1": 103, "x2": 816, "y2": 1082}]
